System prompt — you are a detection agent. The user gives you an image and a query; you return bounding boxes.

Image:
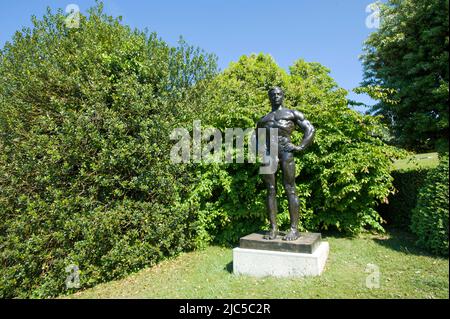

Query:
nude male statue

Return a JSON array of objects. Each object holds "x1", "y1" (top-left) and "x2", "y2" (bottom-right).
[{"x1": 256, "y1": 87, "x2": 315, "y2": 241}]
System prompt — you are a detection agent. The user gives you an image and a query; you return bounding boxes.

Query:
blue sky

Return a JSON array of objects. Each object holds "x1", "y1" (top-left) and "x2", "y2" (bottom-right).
[{"x1": 0, "y1": 0, "x2": 380, "y2": 112}]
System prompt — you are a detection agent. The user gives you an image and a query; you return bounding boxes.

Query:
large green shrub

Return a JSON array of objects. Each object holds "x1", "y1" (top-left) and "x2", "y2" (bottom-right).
[
  {"x1": 410, "y1": 154, "x2": 449, "y2": 256},
  {"x1": 187, "y1": 54, "x2": 402, "y2": 244},
  {"x1": 0, "y1": 5, "x2": 216, "y2": 298}
]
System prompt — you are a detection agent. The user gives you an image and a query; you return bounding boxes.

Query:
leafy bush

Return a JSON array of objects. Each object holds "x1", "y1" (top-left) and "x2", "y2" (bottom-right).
[
  {"x1": 0, "y1": 5, "x2": 216, "y2": 298},
  {"x1": 410, "y1": 154, "x2": 449, "y2": 256},
  {"x1": 187, "y1": 54, "x2": 402, "y2": 244}
]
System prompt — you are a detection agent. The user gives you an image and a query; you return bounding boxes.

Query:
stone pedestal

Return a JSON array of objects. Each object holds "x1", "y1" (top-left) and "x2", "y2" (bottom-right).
[{"x1": 233, "y1": 232, "x2": 329, "y2": 277}]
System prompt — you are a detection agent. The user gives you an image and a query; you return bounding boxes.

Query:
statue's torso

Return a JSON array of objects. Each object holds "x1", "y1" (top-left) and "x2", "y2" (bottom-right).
[
  {"x1": 258, "y1": 108, "x2": 297, "y2": 152},
  {"x1": 259, "y1": 108, "x2": 297, "y2": 134}
]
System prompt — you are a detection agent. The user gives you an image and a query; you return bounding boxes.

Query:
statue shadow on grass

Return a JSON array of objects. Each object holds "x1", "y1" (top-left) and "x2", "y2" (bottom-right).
[{"x1": 224, "y1": 261, "x2": 233, "y2": 274}]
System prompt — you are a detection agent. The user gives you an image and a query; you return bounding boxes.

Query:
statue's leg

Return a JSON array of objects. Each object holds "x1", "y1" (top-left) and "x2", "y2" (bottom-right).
[
  {"x1": 262, "y1": 172, "x2": 278, "y2": 239},
  {"x1": 280, "y1": 152, "x2": 300, "y2": 241}
]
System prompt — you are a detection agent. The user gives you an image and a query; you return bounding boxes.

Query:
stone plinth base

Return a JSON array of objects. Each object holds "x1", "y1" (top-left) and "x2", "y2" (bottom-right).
[{"x1": 233, "y1": 241, "x2": 329, "y2": 277}]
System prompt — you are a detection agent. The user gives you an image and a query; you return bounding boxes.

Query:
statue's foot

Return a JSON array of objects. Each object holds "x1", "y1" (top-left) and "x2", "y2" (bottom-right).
[
  {"x1": 283, "y1": 228, "x2": 300, "y2": 241},
  {"x1": 263, "y1": 229, "x2": 278, "y2": 240}
]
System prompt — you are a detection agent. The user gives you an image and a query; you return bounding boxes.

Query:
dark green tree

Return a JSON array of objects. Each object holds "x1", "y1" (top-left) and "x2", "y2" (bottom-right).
[{"x1": 359, "y1": 0, "x2": 449, "y2": 152}]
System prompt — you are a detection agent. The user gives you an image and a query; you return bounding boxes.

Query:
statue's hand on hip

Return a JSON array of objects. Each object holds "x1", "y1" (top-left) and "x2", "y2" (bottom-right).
[
  {"x1": 285, "y1": 143, "x2": 303, "y2": 153},
  {"x1": 292, "y1": 145, "x2": 305, "y2": 153}
]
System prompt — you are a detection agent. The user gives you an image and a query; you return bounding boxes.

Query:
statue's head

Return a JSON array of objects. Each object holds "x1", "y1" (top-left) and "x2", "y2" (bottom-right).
[{"x1": 268, "y1": 86, "x2": 284, "y2": 107}]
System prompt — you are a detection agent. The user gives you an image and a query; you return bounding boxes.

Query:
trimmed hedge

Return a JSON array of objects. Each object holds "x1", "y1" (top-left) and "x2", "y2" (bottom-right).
[
  {"x1": 410, "y1": 154, "x2": 449, "y2": 256},
  {"x1": 378, "y1": 168, "x2": 431, "y2": 228}
]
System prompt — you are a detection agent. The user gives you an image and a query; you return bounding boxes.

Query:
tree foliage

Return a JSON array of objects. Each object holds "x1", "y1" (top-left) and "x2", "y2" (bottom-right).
[{"x1": 360, "y1": 0, "x2": 449, "y2": 151}]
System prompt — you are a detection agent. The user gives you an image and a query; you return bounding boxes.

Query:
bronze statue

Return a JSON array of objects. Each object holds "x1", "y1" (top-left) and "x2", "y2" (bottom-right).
[{"x1": 257, "y1": 87, "x2": 315, "y2": 241}]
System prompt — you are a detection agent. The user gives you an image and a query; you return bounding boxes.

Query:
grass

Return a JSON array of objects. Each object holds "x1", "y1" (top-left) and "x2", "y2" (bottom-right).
[
  {"x1": 65, "y1": 229, "x2": 448, "y2": 299},
  {"x1": 393, "y1": 152, "x2": 439, "y2": 170}
]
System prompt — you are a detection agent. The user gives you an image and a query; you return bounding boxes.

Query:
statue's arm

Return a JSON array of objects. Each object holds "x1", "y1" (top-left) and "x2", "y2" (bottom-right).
[{"x1": 293, "y1": 110, "x2": 315, "y2": 151}]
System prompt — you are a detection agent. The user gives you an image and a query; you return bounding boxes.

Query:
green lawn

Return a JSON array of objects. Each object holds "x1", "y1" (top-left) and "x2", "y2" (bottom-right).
[
  {"x1": 393, "y1": 152, "x2": 439, "y2": 170},
  {"x1": 65, "y1": 229, "x2": 448, "y2": 299}
]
